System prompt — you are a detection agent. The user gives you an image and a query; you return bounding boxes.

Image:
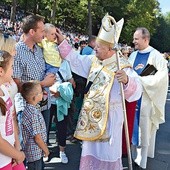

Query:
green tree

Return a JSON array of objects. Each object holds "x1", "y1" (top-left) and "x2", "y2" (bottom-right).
[
  {"x1": 10, "y1": 0, "x2": 17, "y2": 22},
  {"x1": 122, "y1": 0, "x2": 160, "y2": 44},
  {"x1": 87, "y1": 0, "x2": 92, "y2": 36},
  {"x1": 1, "y1": 0, "x2": 165, "y2": 45},
  {"x1": 50, "y1": 0, "x2": 57, "y2": 24},
  {"x1": 151, "y1": 12, "x2": 170, "y2": 52}
]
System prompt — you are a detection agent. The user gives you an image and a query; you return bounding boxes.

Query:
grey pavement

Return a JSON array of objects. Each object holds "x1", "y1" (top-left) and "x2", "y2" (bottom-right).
[
  {"x1": 148, "y1": 86, "x2": 170, "y2": 170},
  {"x1": 44, "y1": 133, "x2": 81, "y2": 170},
  {"x1": 45, "y1": 86, "x2": 170, "y2": 170},
  {"x1": 140, "y1": 85, "x2": 170, "y2": 170}
]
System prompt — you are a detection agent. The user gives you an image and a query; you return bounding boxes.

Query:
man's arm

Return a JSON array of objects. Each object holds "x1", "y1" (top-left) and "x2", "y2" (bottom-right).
[
  {"x1": 14, "y1": 74, "x2": 56, "y2": 92},
  {"x1": 40, "y1": 73, "x2": 56, "y2": 88}
]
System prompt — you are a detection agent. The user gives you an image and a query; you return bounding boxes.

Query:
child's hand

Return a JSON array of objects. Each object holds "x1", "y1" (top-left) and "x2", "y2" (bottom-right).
[
  {"x1": 53, "y1": 91, "x2": 60, "y2": 98},
  {"x1": 12, "y1": 159, "x2": 17, "y2": 167},
  {"x1": 14, "y1": 151, "x2": 25, "y2": 165}
]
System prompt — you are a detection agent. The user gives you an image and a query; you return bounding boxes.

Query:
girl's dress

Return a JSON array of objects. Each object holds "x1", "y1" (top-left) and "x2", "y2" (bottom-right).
[{"x1": 0, "y1": 84, "x2": 25, "y2": 170}]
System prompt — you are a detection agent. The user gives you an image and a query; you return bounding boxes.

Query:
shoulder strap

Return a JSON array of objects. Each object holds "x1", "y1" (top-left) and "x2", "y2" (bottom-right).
[{"x1": 57, "y1": 71, "x2": 65, "y2": 82}]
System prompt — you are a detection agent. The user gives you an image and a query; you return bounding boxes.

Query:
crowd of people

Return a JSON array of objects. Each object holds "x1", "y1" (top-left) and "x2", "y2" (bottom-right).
[{"x1": 0, "y1": 8, "x2": 169, "y2": 170}]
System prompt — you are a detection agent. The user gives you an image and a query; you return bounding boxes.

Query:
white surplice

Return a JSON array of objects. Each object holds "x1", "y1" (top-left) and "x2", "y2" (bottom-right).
[{"x1": 129, "y1": 46, "x2": 169, "y2": 169}]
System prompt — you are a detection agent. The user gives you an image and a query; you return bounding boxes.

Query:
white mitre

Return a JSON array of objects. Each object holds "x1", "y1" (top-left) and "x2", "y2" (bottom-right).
[{"x1": 96, "y1": 13, "x2": 124, "y2": 48}]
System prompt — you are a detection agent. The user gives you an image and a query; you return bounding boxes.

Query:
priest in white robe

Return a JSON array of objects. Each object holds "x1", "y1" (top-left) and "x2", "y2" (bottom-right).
[{"x1": 129, "y1": 27, "x2": 169, "y2": 169}]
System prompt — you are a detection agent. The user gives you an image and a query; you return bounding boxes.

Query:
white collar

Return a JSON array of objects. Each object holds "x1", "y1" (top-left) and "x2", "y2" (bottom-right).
[
  {"x1": 138, "y1": 46, "x2": 154, "y2": 53},
  {"x1": 97, "y1": 54, "x2": 116, "y2": 66}
]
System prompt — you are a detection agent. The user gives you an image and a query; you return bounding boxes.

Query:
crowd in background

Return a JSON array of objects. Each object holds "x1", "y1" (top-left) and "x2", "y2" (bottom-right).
[{"x1": 0, "y1": 5, "x2": 134, "y2": 54}]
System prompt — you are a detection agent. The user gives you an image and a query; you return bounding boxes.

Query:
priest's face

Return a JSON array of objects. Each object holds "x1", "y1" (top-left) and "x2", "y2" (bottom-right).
[
  {"x1": 94, "y1": 42, "x2": 113, "y2": 60},
  {"x1": 133, "y1": 30, "x2": 148, "y2": 50}
]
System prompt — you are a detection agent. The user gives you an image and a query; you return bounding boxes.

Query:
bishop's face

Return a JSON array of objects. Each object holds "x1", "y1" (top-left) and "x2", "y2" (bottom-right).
[{"x1": 94, "y1": 42, "x2": 111, "y2": 60}]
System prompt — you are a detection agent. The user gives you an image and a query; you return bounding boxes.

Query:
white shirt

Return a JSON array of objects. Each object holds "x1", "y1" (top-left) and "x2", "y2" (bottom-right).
[
  {"x1": 0, "y1": 85, "x2": 15, "y2": 168},
  {"x1": 50, "y1": 60, "x2": 72, "y2": 104}
]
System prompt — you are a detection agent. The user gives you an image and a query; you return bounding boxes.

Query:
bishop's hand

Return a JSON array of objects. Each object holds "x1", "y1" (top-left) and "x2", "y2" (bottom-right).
[
  {"x1": 56, "y1": 28, "x2": 65, "y2": 44},
  {"x1": 115, "y1": 70, "x2": 128, "y2": 85}
]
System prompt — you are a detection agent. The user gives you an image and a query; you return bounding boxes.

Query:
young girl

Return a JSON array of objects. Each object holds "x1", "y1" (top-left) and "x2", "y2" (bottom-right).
[
  {"x1": 0, "y1": 33, "x2": 21, "y2": 150},
  {"x1": 0, "y1": 33, "x2": 26, "y2": 162},
  {"x1": 0, "y1": 50, "x2": 25, "y2": 170},
  {"x1": 20, "y1": 81, "x2": 49, "y2": 170}
]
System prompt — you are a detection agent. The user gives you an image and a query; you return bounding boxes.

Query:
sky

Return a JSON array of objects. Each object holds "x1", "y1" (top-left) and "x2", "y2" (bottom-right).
[{"x1": 158, "y1": 0, "x2": 170, "y2": 14}]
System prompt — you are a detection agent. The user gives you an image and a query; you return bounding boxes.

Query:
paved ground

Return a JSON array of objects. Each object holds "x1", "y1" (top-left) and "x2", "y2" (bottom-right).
[
  {"x1": 149, "y1": 86, "x2": 170, "y2": 170},
  {"x1": 44, "y1": 133, "x2": 81, "y2": 170},
  {"x1": 45, "y1": 86, "x2": 170, "y2": 170}
]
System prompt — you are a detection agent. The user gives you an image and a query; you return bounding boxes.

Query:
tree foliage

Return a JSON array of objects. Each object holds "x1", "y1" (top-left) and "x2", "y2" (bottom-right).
[
  {"x1": 122, "y1": 0, "x2": 160, "y2": 43},
  {"x1": 151, "y1": 12, "x2": 170, "y2": 52},
  {"x1": 1, "y1": 0, "x2": 170, "y2": 51}
]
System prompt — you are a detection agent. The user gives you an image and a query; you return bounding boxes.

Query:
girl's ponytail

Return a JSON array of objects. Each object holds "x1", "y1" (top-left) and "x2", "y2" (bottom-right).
[{"x1": 0, "y1": 98, "x2": 6, "y2": 115}]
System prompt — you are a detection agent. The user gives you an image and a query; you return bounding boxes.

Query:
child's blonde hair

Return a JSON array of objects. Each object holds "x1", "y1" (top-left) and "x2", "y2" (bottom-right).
[
  {"x1": 0, "y1": 34, "x2": 16, "y2": 55},
  {"x1": 44, "y1": 23, "x2": 56, "y2": 33}
]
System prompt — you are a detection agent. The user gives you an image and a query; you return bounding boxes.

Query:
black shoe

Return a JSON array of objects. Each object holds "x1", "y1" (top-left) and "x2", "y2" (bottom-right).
[{"x1": 133, "y1": 162, "x2": 145, "y2": 169}]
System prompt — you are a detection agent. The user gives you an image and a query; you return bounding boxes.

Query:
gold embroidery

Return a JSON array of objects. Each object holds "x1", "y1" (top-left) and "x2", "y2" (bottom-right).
[
  {"x1": 92, "y1": 109, "x2": 101, "y2": 119},
  {"x1": 74, "y1": 56, "x2": 131, "y2": 141}
]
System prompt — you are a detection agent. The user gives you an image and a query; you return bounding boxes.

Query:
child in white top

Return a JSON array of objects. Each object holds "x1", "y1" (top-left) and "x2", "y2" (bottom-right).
[{"x1": 0, "y1": 50, "x2": 25, "y2": 169}]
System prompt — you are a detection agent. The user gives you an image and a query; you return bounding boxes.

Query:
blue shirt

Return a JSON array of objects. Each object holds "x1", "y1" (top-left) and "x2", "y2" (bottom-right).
[
  {"x1": 81, "y1": 45, "x2": 94, "y2": 55},
  {"x1": 21, "y1": 104, "x2": 47, "y2": 162}
]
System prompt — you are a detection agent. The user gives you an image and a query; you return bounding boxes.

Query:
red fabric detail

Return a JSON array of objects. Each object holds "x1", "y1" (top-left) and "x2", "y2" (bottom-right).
[{"x1": 122, "y1": 100, "x2": 137, "y2": 155}]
